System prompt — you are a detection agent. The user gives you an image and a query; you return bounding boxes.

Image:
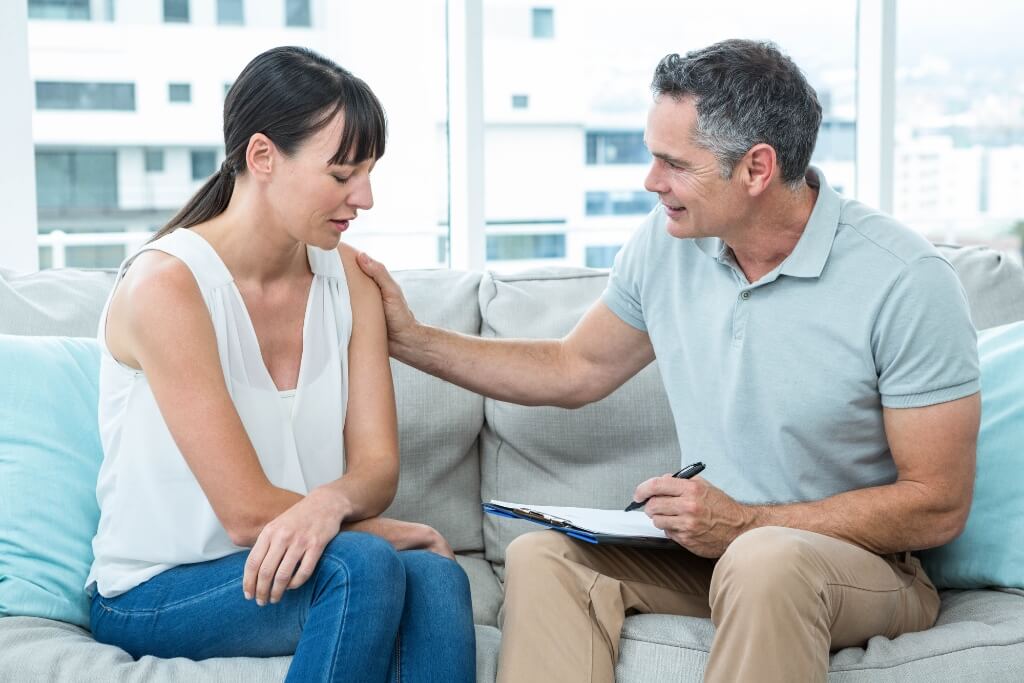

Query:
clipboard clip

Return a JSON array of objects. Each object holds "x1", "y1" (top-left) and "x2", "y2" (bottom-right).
[{"x1": 511, "y1": 507, "x2": 573, "y2": 529}]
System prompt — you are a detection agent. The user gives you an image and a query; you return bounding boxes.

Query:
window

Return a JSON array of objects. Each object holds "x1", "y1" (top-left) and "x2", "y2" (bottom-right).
[
  {"x1": 585, "y1": 191, "x2": 657, "y2": 216},
  {"x1": 586, "y1": 132, "x2": 649, "y2": 166},
  {"x1": 35, "y1": 82, "x2": 135, "y2": 111},
  {"x1": 191, "y1": 150, "x2": 217, "y2": 181},
  {"x1": 168, "y1": 83, "x2": 191, "y2": 103},
  {"x1": 894, "y1": 0, "x2": 1024, "y2": 248},
  {"x1": 511, "y1": 94, "x2": 529, "y2": 109},
  {"x1": 223, "y1": 82, "x2": 233, "y2": 99},
  {"x1": 531, "y1": 8, "x2": 554, "y2": 39},
  {"x1": 487, "y1": 233, "x2": 566, "y2": 260},
  {"x1": 217, "y1": 0, "x2": 244, "y2": 25},
  {"x1": 28, "y1": 0, "x2": 90, "y2": 20},
  {"x1": 35, "y1": 150, "x2": 118, "y2": 210},
  {"x1": 144, "y1": 149, "x2": 165, "y2": 173},
  {"x1": 163, "y1": 0, "x2": 189, "y2": 23},
  {"x1": 585, "y1": 245, "x2": 622, "y2": 268},
  {"x1": 285, "y1": 0, "x2": 311, "y2": 27}
]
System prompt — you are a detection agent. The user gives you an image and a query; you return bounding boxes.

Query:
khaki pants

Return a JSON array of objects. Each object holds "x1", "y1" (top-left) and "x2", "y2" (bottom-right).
[{"x1": 497, "y1": 526, "x2": 940, "y2": 683}]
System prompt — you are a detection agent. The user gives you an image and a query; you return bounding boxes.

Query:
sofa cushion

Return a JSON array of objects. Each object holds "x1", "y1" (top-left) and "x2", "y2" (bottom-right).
[
  {"x1": 938, "y1": 245, "x2": 1024, "y2": 330},
  {"x1": 613, "y1": 589, "x2": 1024, "y2": 681},
  {"x1": 0, "y1": 617, "x2": 501, "y2": 683},
  {"x1": 919, "y1": 321, "x2": 1024, "y2": 589},
  {"x1": 0, "y1": 336, "x2": 102, "y2": 629},
  {"x1": 477, "y1": 268, "x2": 680, "y2": 572},
  {"x1": 384, "y1": 269, "x2": 486, "y2": 553},
  {"x1": 0, "y1": 267, "x2": 117, "y2": 337}
]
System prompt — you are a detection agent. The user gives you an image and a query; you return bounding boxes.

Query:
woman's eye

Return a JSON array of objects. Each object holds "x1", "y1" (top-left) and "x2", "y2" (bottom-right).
[{"x1": 332, "y1": 175, "x2": 350, "y2": 184}]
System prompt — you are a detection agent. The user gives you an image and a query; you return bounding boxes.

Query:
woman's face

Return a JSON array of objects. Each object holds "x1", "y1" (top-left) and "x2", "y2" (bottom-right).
[{"x1": 268, "y1": 111, "x2": 376, "y2": 251}]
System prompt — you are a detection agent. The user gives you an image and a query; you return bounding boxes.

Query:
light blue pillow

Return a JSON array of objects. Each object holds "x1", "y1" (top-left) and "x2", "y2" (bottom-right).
[
  {"x1": 919, "y1": 320, "x2": 1024, "y2": 589},
  {"x1": 0, "y1": 335, "x2": 102, "y2": 628}
]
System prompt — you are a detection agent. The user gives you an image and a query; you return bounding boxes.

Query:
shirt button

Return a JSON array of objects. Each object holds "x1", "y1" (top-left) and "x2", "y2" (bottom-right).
[{"x1": 740, "y1": 291, "x2": 751, "y2": 300}]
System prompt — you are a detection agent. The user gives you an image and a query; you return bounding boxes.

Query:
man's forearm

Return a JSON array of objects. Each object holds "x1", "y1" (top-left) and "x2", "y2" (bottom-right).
[
  {"x1": 392, "y1": 322, "x2": 578, "y2": 407},
  {"x1": 746, "y1": 480, "x2": 968, "y2": 555}
]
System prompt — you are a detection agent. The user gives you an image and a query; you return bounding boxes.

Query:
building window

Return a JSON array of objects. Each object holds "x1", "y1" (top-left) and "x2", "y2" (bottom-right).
[
  {"x1": 168, "y1": 83, "x2": 191, "y2": 103},
  {"x1": 585, "y1": 245, "x2": 622, "y2": 268},
  {"x1": 28, "y1": 0, "x2": 90, "y2": 20},
  {"x1": 191, "y1": 150, "x2": 218, "y2": 180},
  {"x1": 285, "y1": 0, "x2": 311, "y2": 27},
  {"x1": 812, "y1": 119, "x2": 856, "y2": 163},
  {"x1": 531, "y1": 7, "x2": 554, "y2": 39},
  {"x1": 217, "y1": 0, "x2": 244, "y2": 25},
  {"x1": 35, "y1": 82, "x2": 135, "y2": 111},
  {"x1": 585, "y1": 190, "x2": 657, "y2": 216},
  {"x1": 144, "y1": 149, "x2": 165, "y2": 173},
  {"x1": 163, "y1": 0, "x2": 189, "y2": 23},
  {"x1": 223, "y1": 82, "x2": 234, "y2": 99},
  {"x1": 511, "y1": 94, "x2": 529, "y2": 110},
  {"x1": 586, "y1": 131, "x2": 650, "y2": 165},
  {"x1": 486, "y1": 233, "x2": 565, "y2": 260},
  {"x1": 35, "y1": 150, "x2": 118, "y2": 210}
]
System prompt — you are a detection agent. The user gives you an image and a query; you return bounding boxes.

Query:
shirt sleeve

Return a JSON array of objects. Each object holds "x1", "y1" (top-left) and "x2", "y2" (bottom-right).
[
  {"x1": 873, "y1": 255, "x2": 980, "y2": 408},
  {"x1": 600, "y1": 211, "x2": 657, "y2": 332}
]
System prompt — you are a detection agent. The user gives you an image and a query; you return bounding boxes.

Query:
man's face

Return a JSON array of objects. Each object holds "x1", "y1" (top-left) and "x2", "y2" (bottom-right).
[{"x1": 643, "y1": 96, "x2": 745, "y2": 240}]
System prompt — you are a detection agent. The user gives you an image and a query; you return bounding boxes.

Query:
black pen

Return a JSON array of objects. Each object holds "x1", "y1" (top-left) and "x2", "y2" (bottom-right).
[{"x1": 624, "y1": 461, "x2": 706, "y2": 511}]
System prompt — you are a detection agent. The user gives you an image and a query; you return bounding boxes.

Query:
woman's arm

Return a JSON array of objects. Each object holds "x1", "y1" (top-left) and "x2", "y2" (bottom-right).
[{"x1": 314, "y1": 243, "x2": 400, "y2": 519}]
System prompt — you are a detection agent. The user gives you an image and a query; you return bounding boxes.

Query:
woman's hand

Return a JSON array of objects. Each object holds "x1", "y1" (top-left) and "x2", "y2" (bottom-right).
[
  {"x1": 243, "y1": 488, "x2": 349, "y2": 606},
  {"x1": 346, "y1": 517, "x2": 455, "y2": 560}
]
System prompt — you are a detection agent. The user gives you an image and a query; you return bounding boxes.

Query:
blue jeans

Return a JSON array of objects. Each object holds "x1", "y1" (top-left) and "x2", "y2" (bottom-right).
[{"x1": 90, "y1": 532, "x2": 476, "y2": 682}]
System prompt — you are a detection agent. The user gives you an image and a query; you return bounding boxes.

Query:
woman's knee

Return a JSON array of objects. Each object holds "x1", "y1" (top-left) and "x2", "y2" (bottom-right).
[{"x1": 318, "y1": 531, "x2": 405, "y2": 592}]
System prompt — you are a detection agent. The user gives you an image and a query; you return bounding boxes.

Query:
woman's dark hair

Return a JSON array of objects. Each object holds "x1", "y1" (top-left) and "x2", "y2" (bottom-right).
[{"x1": 152, "y1": 46, "x2": 386, "y2": 241}]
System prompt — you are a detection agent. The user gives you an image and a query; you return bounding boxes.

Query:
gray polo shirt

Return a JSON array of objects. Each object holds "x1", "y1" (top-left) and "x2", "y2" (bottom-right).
[{"x1": 602, "y1": 167, "x2": 980, "y2": 505}]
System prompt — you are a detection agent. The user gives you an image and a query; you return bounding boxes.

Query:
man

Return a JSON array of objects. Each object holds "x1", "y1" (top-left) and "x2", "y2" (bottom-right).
[{"x1": 357, "y1": 39, "x2": 980, "y2": 683}]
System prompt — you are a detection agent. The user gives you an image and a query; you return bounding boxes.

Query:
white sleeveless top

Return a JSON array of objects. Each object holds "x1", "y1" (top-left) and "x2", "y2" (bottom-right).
[{"x1": 86, "y1": 229, "x2": 352, "y2": 598}]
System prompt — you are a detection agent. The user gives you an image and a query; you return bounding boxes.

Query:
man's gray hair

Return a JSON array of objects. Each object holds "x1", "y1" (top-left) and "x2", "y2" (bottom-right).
[{"x1": 652, "y1": 39, "x2": 822, "y2": 188}]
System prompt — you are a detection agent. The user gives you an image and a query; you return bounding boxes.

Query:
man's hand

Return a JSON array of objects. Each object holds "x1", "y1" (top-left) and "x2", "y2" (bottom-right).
[
  {"x1": 356, "y1": 252, "x2": 418, "y2": 348},
  {"x1": 635, "y1": 474, "x2": 755, "y2": 558}
]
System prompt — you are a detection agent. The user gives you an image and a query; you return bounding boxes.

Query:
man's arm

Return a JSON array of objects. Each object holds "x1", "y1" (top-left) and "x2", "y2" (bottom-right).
[
  {"x1": 356, "y1": 252, "x2": 655, "y2": 408},
  {"x1": 639, "y1": 393, "x2": 980, "y2": 557}
]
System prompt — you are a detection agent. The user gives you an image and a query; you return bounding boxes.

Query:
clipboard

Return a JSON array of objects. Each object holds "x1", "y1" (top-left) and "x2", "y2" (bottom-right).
[{"x1": 483, "y1": 501, "x2": 676, "y2": 548}]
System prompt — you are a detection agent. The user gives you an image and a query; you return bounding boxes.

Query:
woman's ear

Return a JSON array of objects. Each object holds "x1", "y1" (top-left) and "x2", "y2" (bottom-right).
[{"x1": 245, "y1": 133, "x2": 275, "y2": 181}]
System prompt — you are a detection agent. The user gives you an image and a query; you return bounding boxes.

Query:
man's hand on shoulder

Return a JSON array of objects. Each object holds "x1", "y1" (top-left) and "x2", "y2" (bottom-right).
[
  {"x1": 354, "y1": 250, "x2": 419, "y2": 350},
  {"x1": 636, "y1": 475, "x2": 755, "y2": 558}
]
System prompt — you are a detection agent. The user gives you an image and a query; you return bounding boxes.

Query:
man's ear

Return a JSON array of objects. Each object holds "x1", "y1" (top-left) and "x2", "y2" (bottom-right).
[
  {"x1": 245, "y1": 133, "x2": 276, "y2": 181},
  {"x1": 740, "y1": 143, "x2": 777, "y2": 197}
]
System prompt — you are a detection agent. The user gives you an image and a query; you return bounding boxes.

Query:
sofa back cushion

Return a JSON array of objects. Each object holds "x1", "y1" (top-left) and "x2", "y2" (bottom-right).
[
  {"x1": 938, "y1": 246, "x2": 1024, "y2": 330},
  {"x1": 383, "y1": 270, "x2": 486, "y2": 553},
  {"x1": 477, "y1": 269, "x2": 680, "y2": 571},
  {"x1": 0, "y1": 268, "x2": 118, "y2": 337},
  {"x1": 0, "y1": 335, "x2": 103, "y2": 628}
]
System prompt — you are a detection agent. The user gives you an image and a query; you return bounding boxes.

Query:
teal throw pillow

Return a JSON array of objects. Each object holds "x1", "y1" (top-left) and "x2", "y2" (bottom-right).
[
  {"x1": 0, "y1": 335, "x2": 102, "y2": 628},
  {"x1": 919, "y1": 320, "x2": 1024, "y2": 589}
]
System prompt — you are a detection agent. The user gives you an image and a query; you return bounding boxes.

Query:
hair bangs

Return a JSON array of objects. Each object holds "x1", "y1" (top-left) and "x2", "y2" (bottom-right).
[{"x1": 329, "y1": 79, "x2": 387, "y2": 166}]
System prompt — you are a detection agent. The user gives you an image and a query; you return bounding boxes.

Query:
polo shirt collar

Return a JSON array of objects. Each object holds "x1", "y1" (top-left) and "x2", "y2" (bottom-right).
[{"x1": 778, "y1": 166, "x2": 841, "y2": 279}]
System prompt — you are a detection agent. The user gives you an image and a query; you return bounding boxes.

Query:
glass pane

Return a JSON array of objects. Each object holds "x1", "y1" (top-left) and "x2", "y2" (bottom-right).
[
  {"x1": 35, "y1": 150, "x2": 117, "y2": 211},
  {"x1": 35, "y1": 82, "x2": 135, "y2": 111},
  {"x1": 144, "y1": 149, "x2": 165, "y2": 173},
  {"x1": 168, "y1": 83, "x2": 191, "y2": 103},
  {"x1": 66, "y1": 244, "x2": 126, "y2": 269},
  {"x1": 531, "y1": 7, "x2": 554, "y2": 39},
  {"x1": 483, "y1": 0, "x2": 857, "y2": 268},
  {"x1": 217, "y1": 0, "x2": 244, "y2": 25},
  {"x1": 163, "y1": 0, "x2": 189, "y2": 23},
  {"x1": 285, "y1": 0, "x2": 311, "y2": 27},
  {"x1": 190, "y1": 150, "x2": 217, "y2": 180},
  {"x1": 895, "y1": 0, "x2": 1024, "y2": 253},
  {"x1": 28, "y1": 0, "x2": 90, "y2": 20}
]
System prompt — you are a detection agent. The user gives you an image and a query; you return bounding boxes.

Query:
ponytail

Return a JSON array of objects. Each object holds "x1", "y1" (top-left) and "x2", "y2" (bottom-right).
[{"x1": 149, "y1": 160, "x2": 237, "y2": 243}]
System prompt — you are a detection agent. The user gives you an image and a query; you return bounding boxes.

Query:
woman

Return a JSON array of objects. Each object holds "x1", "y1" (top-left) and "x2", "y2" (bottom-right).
[{"x1": 85, "y1": 46, "x2": 476, "y2": 682}]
